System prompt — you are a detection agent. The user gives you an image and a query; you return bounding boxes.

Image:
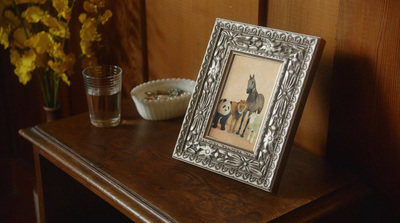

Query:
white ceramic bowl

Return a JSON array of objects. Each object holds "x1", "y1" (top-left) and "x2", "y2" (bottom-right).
[{"x1": 130, "y1": 78, "x2": 196, "y2": 120}]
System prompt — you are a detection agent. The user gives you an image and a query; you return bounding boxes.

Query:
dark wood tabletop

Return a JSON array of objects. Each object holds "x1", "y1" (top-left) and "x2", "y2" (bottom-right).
[{"x1": 19, "y1": 99, "x2": 370, "y2": 222}]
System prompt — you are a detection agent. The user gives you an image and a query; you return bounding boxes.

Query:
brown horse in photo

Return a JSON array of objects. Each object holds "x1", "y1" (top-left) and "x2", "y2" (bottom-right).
[{"x1": 236, "y1": 74, "x2": 265, "y2": 138}]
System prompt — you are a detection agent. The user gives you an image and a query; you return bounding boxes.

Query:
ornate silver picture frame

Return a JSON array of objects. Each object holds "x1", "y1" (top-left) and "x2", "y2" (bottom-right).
[{"x1": 172, "y1": 18, "x2": 324, "y2": 192}]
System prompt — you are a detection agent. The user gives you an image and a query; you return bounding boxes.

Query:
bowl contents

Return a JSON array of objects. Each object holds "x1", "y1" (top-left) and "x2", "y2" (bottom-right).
[{"x1": 144, "y1": 88, "x2": 185, "y2": 100}]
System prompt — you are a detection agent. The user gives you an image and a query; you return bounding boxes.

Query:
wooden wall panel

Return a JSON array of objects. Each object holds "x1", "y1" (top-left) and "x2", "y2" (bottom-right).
[
  {"x1": 265, "y1": 0, "x2": 340, "y2": 157},
  {"x1": 96, "y1": 0, "x2": 147, "y2": 100},
  {"x1": 62, "y1": 0, "x2": 147, "y2": 116},
  {"x1": 328, "y1": 0, "x2": 400, "y2": 214},
  {"x1": 145, "y1": 0, "x2": 261, "y2": 81}
]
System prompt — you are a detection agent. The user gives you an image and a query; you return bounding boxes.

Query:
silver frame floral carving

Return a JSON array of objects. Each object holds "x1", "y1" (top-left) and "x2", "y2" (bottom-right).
[{"x1": 172, "y1": 18, "x2": 324, "y2": 192}]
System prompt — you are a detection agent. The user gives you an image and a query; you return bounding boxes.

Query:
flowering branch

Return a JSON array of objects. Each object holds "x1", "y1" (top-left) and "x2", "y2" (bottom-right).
[{"x1": 0, "y1": 0, "x2": 112, "y2": 108}]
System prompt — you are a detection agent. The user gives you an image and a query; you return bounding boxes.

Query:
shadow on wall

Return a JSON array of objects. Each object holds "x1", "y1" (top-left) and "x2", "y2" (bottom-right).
[{"x1": 327, "y1": 54, "x2": 400, "y2": 220}]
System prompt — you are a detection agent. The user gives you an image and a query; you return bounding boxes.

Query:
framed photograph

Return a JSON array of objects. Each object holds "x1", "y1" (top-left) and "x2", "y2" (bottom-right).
[{"x1": 172, "y1": 18, "x2": 324, "y2": 192}]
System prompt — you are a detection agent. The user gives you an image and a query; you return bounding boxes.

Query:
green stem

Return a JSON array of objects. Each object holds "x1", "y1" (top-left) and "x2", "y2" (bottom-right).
[
  {"x1": 44, "y1": 70, "x2": 52, "y2": 107},
  {"x1": 37, "y1": 70, "x2": 47, "y2": 106},
  {"x1": 48, "y1": 0, "x2": 76, "y2": 108},
  {"x1": 62, "y1": 0, "x2": 76, "y2": 49},
  {"x1": 88, "y1": 2, "x2": 103, "y2": 49},
  {"x1": 11, "y1": 0, "x2": 29, "y2": 39},
  {"x1": 53, "y1": 73, "x2": 60, "y2": 108},
  {"x1": 38, "y1": 68, "x2": 51, "y2": 107},
  {"x1": 95, "y1": 3, "x2": 102, "y2": 29}
]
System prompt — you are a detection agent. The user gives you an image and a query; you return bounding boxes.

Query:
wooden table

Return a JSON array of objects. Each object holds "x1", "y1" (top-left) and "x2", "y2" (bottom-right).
[{"x1": 19, "y1": 101, "x2": 370, "y2": 223}]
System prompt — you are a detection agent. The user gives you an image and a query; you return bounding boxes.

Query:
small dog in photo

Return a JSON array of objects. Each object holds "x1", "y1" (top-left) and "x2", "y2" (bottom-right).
[{"x1": 247, "y1": 113, "x2": 263, "y2": 144}]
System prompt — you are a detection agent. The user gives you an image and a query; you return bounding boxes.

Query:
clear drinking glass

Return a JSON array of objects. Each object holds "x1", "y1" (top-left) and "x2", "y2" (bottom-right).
[{"x1": 82, "y1": 65, "x2": 122, "y2": 127}]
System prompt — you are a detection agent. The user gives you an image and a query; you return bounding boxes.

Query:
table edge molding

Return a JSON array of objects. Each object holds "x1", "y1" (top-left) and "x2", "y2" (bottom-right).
[{"x1": 19, "y1": 126, "x2": 176, "y2": 223}]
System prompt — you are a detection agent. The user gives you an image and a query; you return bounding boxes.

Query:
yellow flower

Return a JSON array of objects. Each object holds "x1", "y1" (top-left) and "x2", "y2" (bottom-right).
[
  {"x1": 22, "y1": 6, "x2": 45, "y2": 23},
  {"x1": 9, "y1": 47, "x2": 19, "y2": 65},
  {"x1": 63, "y1": 53, "x2": 76, "y2": 75},
  {"x1": 13, "y1": 27, "x2": 29, "y2": 49},
  {"x1": 79, "y1": 16, "x2": 101, "y2": 57},
  {"x1": 59, "y1": 73, "x2": 70, "y2": 86},
  {"x1": 10, "y1": 47, "x2": 36, "y2": 85},
  {"x1": 51, "y1": 42, "x2": 64, "y2": 58},
  {"x1": 81, "y1": 55, "x2": 98, "y2": 68},
  {"x1": 99, "y1": 9, "x2": 112, "y2": 24},
  {"x1": 2, "y1": 0, "x2": 112, "y2": 108},
  {"x1": 3, "y1": 10, "x2": 21, "y2": 27},
  {"x1": 25, "y1": 31, "x2": 53, "y2": 54},
  {"x1": 83, "y1": 1, "x2": 97, "y2": 13},
  {"x1": 80, "y1": 39, "x2": 92, "y2": 57},
  {"x1": 47, "y1": 60, "x2": 60, "y2": 73},
  {"x1": 80, "y1": 17, "x2": 100, "y2": 42},
  {"x1": 47, "y1": 42, "x2": 76, "y2": 77},
  {"x1": 0, "y1": 26, "x2": 10, "y2": 48},
  {"x1": 35, "y1": 52, "x2": 46, "y2": 68},
  {"x1": 78, "y1": 13, "x2": 87, "y2": 23},
  {"x1": 48, "y1": 52, "x2": 76, "y2": 75},
  {"x1": 90, "y1": 0, "x2": 105, "y2": 7},
  {"x1": 54, "y1": 44, "x2": 75, "y2": 70},
  {"x1": 0, "y1": 1, "x2": 13, "y2": 18},
  {"x1": 52, "y1": 0, "x2": 71, "y2": 20},
  {"x1": 15, "y1": 0, "x2": 46, "y2": 4},
  {"x1": 41, "y1": 14, "x2": 69, "y2": 38}
]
